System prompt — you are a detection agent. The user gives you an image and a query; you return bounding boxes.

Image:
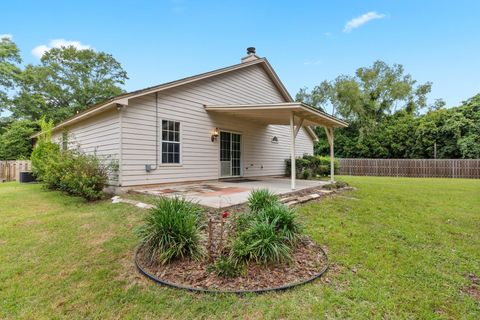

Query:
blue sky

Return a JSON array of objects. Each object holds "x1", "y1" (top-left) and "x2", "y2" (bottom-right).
[{"x1": 2, "y1": 0, "x2": 480, "y2": 114}]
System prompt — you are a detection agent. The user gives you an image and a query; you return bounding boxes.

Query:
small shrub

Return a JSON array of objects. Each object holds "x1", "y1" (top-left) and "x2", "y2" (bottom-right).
[
  {"x1": 323, "y1": 180, "x2": 349, "y2": 190},
  {"x1": 136, "y1": 197, "x2": 204, "y2": 264},
  {"x1": 318, "y1": 164, "x2": 329, "y2": 176},
  {"x1": 285, "y1": 155, "x2": 339, "y2": 179},
  {"x1": 302, "y1": 168, "x2": 312, "y2": 180},
  {"x1": 40, "y1": 150, "x2": 109, "y2": 201},
  {"x1": 42, "y1": 150, "x2": 71, "y2": 190},
  {"x1": 30, "y1": 117, "x2": 109, "y2": 201},
  {"x1": 230, "y1": 189, "x2": 303, "y2": 266},
  {"x1": 335, "y1": 180, "x2": 348, "y2": 188},
  {"x1": 31, "y1": 141, "x2": 61, "y2": 180},
  {"x1": 59, "y1": 152, "x2": 109, "y2": 201},
  {"x1": 207, "y1": 256, "x2": 242, "y2": 278},
  {"x1": 256, "y1": 204, "x2": 302, "y2": 244},
  {"x1": 247, "y1": 188, "x2": 279, "y2": 212},
  {"x1": 234, "y1": 211, "x2": 251, "y2": 233},
  {"x1": 230, "y1": 219, "x2": 292, "y2": 265}
]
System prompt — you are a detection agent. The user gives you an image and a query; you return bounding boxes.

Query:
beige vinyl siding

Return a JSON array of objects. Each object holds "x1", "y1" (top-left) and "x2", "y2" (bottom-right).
[
  {"x1": 120, "y1": 64, "x2": 313, "y2": 186},
  {"x1": 52, "y1": 109, "x2": 120, "y2": 184}
]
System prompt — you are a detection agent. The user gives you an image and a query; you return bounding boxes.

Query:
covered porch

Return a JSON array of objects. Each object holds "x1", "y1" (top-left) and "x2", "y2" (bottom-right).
[{"x1": 205, "y1": 102, "x2": 348, "y2": 189}]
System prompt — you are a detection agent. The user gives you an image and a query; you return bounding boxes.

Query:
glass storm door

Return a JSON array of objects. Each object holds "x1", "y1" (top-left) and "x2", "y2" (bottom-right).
[{"x1": 220, "y1": 131, "x2": 241, "y2": 177}]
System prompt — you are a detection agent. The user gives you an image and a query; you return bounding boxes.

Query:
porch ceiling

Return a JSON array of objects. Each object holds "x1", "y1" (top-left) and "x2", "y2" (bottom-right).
[{"x1": 204, "y1": 102, "x2": 348, "y2": 128}]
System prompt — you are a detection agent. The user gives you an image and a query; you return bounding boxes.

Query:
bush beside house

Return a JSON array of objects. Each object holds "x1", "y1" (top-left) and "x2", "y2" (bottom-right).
[
  {"x1": 31, "y1": 119, "x2": 110, "y2": 201},
  {"x1": 285, "y1": 155, "x2": 339, "y2": 179},
  {"x1": 31, "y1": 143, "x2": 109, "y2": 201}
]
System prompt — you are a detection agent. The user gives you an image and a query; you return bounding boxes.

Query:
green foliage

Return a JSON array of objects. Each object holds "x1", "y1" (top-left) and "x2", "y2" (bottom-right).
[
  {"x1": 42, "y1": 150, "x2": 109, "y2": 201},
  {"x1": 0, "y1": 120, "x2": 37, "y2": 160},
  {"x1": 231, "y1": 190, "x2": 302, "y2": 265},
  {"x1": 302, "y1": 168, "x2": 312, "y2": 180},
  {"x1": 297, "y1": 61, "x2": 432, "y2": 124},
  {"x1": 37, "y1": 117, "x2": 54, "y2": 142},
  {"x1": 323, "y1": 180, "x2": 349, "y2": 190},
  {"x1": 30, "y1": 141, "x2": 61, "y2": 179},
  {"x1": 207, "y1": 256, "x2": 242, "y2": 278},
  {"x1": 136, "y1": 197, "x2": 204, "y2": 264},
  {"x1": 285, "y1": 155, "x2": 339, "y2": 179},
  {"x1": 247, "y1": 188, "x2": 280, "y2": 212},
  {"x1": 230, "y1": 218, "x2": 292, "y2": 265},
  {"x1": 31, "y1": 117, "x2": 60, "y2": 178},
  {"x1": 256, "y1": 204, "x2": 302, "y2": 244},
  {"x1": 0, "y1": 36, "x2": 22, "y2": 112},
  {"x1": 9, "y1": 45, "x2": 128, "y2": 123},
  {"x1": 299, "y1": 60, "x2": 480, "y2": 160},
  {"x1": 318, "y1": 97, "x2": 480, "y2": 159},
  {"x1": 32, "y1": 137, "x2": 108, "y2": 201}
]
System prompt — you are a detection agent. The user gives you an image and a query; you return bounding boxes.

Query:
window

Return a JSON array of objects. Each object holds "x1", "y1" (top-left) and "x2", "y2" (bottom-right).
[
  {"x1": 161, "y1": 120, "x2": 181, "y2": 164},
  {"x1": 62, "y1": 131, "x2": 69, "y2": 150}
]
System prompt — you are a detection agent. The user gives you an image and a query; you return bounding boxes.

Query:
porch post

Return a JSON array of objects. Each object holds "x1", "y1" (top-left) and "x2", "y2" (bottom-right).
[
  {"x1": 324, "y1": 127, "x2": 335, "y2": 183},
  {"x1": 290, "y1": 111, "x2": 296, "y2": 190},
  {"x1": 329, "y1": 128, "x2": 335, "y2": 183}
]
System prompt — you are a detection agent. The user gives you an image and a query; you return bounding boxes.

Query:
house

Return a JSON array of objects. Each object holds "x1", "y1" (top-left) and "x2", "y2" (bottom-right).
[{"x1": 39, "y1": 48, "x2": 347, "y2": 192}]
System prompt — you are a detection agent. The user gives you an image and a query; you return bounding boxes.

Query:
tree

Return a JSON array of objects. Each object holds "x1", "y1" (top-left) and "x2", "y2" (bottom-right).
[
  {"x1": 298, "y1": 61, "x2": 432, "y2": 125},
  {"x1": 295, "y1": 81, "x2": 330, "y2": 112},
  {"x1": 0, "y1": 36, "x2": 22, "y2": 112},
  {"x1": 299, "y1": 61, "x2": 438, "y2": 158},
  {"x1": 10, "y1": 46, "x2": 128, "y2": 123},
  {"x1": 0, "y1": 120, "x2": 37, "y2": 160}
]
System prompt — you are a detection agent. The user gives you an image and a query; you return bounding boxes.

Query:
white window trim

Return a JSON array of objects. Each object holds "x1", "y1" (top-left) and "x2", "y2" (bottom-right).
[{"x1": 160, "y1": 119, "x2": 183, "y2": 166}]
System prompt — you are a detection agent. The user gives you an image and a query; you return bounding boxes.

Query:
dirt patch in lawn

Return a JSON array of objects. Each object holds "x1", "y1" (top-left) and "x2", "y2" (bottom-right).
[
  {"x1": 136, "y1": 237, "x2": 328, "y2": 292},
  {"x1": 463, "y1": 273, "x2": 480, "y2": 302}
]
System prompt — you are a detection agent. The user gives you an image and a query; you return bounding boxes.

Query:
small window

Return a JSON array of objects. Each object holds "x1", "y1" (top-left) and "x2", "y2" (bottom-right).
[
  {"x1": 62, "y1": 131, "x2": 69, "y2": 150},
  {"x1": 161, "y1": 120, "x2": 181, "y2": 164}
]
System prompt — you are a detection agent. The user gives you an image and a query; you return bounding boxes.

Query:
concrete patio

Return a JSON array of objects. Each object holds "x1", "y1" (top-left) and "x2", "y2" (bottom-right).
[{"x1": 132, "y1": 177, "x2": 329, "y2": 208}]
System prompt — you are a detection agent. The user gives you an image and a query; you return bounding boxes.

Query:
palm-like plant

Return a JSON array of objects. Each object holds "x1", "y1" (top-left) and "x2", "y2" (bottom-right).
[
  {"x1": 247, "y1": 188, "x2": 279, "y2": 212},
  {"x1": 136, "y1": 197, "x2": 204, "y2": 264}
]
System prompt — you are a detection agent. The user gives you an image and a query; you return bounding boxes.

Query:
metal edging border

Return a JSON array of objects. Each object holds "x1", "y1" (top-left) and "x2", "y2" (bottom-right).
[{"x1": 134, "y1": 245, "x2": 329, "y2": 294}]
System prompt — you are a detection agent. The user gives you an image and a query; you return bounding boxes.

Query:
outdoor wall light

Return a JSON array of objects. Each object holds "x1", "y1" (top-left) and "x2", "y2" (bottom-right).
[{"x1": 211, "y1": 128, "x2": 219, "y2": 142}]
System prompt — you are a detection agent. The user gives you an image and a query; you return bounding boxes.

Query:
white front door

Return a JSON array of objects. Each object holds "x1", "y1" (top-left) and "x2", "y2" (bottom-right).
[{"x1": 220, "y1": 131, "x2": 242, "y2": 177}]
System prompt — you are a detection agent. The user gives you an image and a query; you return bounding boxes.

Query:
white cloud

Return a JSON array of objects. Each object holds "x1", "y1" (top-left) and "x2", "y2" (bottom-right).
[
  {"x1": 343, "y1": 11, "x2": 385, "y2": 33},
  {"x1": 0, "y1": 34, "x2": 13, "y2": 40},
  {"x1": 31, "y1": 39, "x2": 92, "y2": 58},
  {"x1": 31, "y1": 45, "x2": 50, "y2": 58}
]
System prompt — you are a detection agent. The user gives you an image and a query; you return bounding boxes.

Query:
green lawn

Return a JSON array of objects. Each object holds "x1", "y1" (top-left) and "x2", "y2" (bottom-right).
[{"x1": 1, "y1": 177, "x2": 479, "y2": 319}]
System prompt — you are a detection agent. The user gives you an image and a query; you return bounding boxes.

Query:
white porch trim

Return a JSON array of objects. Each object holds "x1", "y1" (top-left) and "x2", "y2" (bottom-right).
[
  {"x1": 324, "y1": 127, "x2": 335, "y2": 183},
  {"x1": 205, "y1": 102, "x2": 348, "y2": 190}
]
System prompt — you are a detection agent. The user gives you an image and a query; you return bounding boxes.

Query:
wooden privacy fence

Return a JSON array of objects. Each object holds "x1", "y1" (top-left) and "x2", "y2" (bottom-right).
[
  {"x1": 338, "y1": 159, "x2": 480, "y2": 179},
  {"x1": 0, "y1": 160, "x2": 32, "y2": 182}
]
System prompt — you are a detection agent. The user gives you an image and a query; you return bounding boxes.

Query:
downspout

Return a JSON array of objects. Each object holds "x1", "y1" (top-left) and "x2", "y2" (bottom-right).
[
  {"x1": 290, "y1": 112, "x2": 296, "y2": 190},
  {"x1": 145, "y1": 92, "x2": 159, "y2": 172},
  {"x1": 118, "y1": 105, "x2": 123, "y2": 187}
]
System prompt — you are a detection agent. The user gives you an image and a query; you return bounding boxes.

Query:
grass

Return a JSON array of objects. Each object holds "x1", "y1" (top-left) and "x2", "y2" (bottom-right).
[{"x1": 0, "y1": 177, "x2": 479, "y2": 319}]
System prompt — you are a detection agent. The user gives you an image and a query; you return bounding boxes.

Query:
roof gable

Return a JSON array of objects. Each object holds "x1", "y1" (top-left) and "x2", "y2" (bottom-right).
[{"x1": 36, "y1": 58, "x2": 292, "y2": 135}]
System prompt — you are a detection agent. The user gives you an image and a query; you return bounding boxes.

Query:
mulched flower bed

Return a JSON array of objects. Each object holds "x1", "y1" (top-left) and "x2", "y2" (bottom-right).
[
  {"x1": 133, "y1": 184, "x2": 352, "y2": 293},
  {"x1": 135, "y1": 237, "x2": 328, "y2": 292}
]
